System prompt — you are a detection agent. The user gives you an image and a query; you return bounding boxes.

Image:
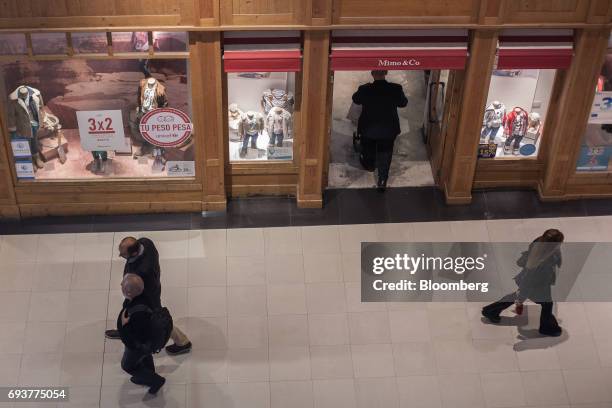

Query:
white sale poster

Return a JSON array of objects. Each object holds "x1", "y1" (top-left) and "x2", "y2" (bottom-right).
[{"x1": 76, "y1": 110, "x2": 127, "y2": 151}]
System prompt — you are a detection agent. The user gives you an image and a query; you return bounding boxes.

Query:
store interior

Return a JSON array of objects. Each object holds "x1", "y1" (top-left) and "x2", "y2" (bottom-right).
[
  {"x1": 227, "y1": 72, "x2": 296, "y2": 162},
  {"x1": 481, "y1": 69, "x2": 555, "y2": 158},
  {"x1": 328, "y1": 70, "x2": 435, "y2": 189}
]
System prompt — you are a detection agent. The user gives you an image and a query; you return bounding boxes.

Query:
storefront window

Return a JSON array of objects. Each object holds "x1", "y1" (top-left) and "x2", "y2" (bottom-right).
[
  {"x1": 1, "y1": 32, "x2": 193, "y2": 180},
  {"x1": 480, "y1": 69, "x2": 555, "y2": 159},
  {"x1": 0, "y1": 33, "x2": 26, "y2": 55},
  {"x1": 576, "y1": 37, "x2": 612, "y2": 172},
  {"x1": 227, "y1": 72, "x2": 296, "y2": 161},
  {"x1": 72, "y1": 32, "x2": 108, "y2": 54},
  {"x1": 31, "y1": 33, "x2": 67, "y2": 55}
]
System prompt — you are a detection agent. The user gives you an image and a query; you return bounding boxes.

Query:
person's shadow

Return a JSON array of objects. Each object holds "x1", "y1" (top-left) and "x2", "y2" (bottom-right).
[{"x1": 480, "y1": 304, "x2": 569, "y2": 351}]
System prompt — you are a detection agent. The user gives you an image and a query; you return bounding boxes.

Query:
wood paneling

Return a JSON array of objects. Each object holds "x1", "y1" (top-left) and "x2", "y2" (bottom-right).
[
  {"x1": 0, "y1": 93, "x2": 19, "y2": 219},
  {"x1": 220, "y1": 0, "x2": 307, "y2": 25},
  {"x1": 190, "y1": 31, "x2": 227, "y2": 210},
  {"x1": 501, "y1": 0, "x2": 590, "y2": 23},
  {"x1": 444, "y1": 29, "x2": 498, "y2": 204},
  {"x1": 540, "y1": 28, "x2": 610, "y2": 199},
  {"x1": 298, "y1": 30, "x2": 330, "y2": 208},
  {"x1": 474, "y1": 159, "x2": 543, "y2": 188},
  {"x1": 333, "y1": 0, "x2": 478, "y2": 24}
]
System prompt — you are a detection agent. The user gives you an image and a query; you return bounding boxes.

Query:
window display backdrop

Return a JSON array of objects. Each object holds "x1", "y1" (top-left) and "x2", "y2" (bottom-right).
[
  {"x1": 0, "y1": 57, "x2": 194, "y2": 180},
  {"x1": 480, "y1": 69, "x2": 555, "y2": 159},
  {"x1": 227, "y1": 72, "x2": 296, "y2": 162},
  {"x1": 576, "y1": 38, "x2": 612, "y2": 172}
]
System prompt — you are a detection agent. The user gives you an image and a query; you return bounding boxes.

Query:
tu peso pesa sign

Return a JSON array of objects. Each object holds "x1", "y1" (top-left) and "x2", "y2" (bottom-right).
[{"x1": 139, "y1": 108, "x2": 193, "y2": 147}]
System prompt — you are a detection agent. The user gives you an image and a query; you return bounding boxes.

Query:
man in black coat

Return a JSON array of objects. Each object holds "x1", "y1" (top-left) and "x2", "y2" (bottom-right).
[
  {"x1": 105, "y1": 237, "x2": 192, "y2": 355},
  {"x1": 118, "y1": 273, "x2": 165, "y2": 394},
  {"x1": 352, "y1": 70, "x2": 408, "y2": 191}
]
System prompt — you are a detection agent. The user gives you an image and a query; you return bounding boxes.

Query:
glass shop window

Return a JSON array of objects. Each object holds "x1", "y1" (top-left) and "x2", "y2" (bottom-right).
[
  {"x1": 71, "y1": 32, "x2": 108, "y2": 54},
  {"x1": 1, "y1": 56, "x2": 194, "y2": 180},
  {"x1": 31, "y1": 33, "x2": 67, "y2": 55},
  {"x1": 0, "y1": 33, "x2": 27, "y2": 55},
  {"x1": 576, "y1": 38, "x2": 612, "y2": 172},
  {"x1": 479, "y1": 69, "x2": 556, "y2": 159},
  {"x1": 227, "y1": 72, "x2": 296, "y2": 162}
]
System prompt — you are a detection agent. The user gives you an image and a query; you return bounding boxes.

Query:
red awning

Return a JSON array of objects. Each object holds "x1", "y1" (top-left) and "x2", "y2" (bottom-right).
[
  {"x1": 223, "y1": 31, "x2": 302, "y2": 73},
  {"x1": 223, "y1": 50, "x2": 302, "y2": 72},
  {"x1": 330, "y1": 29, "x2": 469, "y2": 71},
  {"x1": 330, "y1": 49, "x2": 468, "y2": 71},
  {"x1": 496, "y1": 30, "x2": 574, "y2": 70}
]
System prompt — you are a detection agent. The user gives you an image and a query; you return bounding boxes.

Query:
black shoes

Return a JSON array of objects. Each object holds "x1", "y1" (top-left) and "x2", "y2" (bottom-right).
[
  {"x1": 105, "y1": 329, "x2": 120, "y2": 339},
  {"x1": 376, "y1": 179, "x2": 387, "y2": 192},
  {"x1": 130, "y1": 376, "x2": 147, "y2": 386},
  {"x1": 539, "y1": 326, "x2": 563, "y2": 337},
  {"x1": 165, "y1": 342, "x2": 192, "y2": 355},
  {"x1": 481, "y1": 309, "x2": 501, "y2": 323},
  {"x1": 148, "y1": 377, "x2": 166, "y2": 394}
]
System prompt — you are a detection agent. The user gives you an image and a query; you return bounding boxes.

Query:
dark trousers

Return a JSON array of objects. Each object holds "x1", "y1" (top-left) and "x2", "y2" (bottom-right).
[
  {"x1": 360, "y1": 137, "x2": 395, "y2": 182},
  {"x1": 121, "y1": 347, "x2": 162, "y2": 387},
  {"x1": 505, "y1": 134, "x2": 523, "y2": 149},
  {"x1": 482, "y1": 292, "x2": 559, "y2": 331}
]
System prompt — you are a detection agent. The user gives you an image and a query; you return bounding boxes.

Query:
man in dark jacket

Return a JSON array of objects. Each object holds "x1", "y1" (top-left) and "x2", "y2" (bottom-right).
[
  {"x1": 105, "y1": 237, "x2": 192, "y2": 355},
  {"x1": 352, "y1": 70, "x2": 408, "y2": 191},
  {"x1": 118, "y1": 273, "x2": 165, "y2": 394}
]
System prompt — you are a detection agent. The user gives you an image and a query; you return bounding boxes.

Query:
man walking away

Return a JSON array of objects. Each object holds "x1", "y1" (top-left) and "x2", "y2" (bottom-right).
[
  {"x1": 352, "y1": 70, "x2": 408, "y2": 192},
  {"x1": 105, "y1": 237, "x2": 192, "y2": 355},
  {"x1": 118, "y1": 274, "x2": 166, "y2": 394}
]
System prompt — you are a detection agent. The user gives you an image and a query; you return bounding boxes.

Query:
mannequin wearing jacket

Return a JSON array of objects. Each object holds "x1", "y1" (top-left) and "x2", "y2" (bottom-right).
[
  {"x1": 503, "y1": 107, "x2": 528, "y2": 155},
  {"x1": 7, "y1": 86, "x2": 45, "y2": 170},
  {"x1": 261, "y1": 89, "x2": 295, "y2": 114},
  {"x1": 136, "y1": 78, "x2": 168, "y2": 164},
  {"x1": 266, "y1": 107, "x2": 291, "y2": 149},
  {"x1": 228, "y1": 103, "x2": 243, "y2": 142},
  {"x1": 481, "y1": 101, "x2": 505, "y2": 144},
  {"x1": 238, "y1": 111, "x2": 264, "y2": 158}
]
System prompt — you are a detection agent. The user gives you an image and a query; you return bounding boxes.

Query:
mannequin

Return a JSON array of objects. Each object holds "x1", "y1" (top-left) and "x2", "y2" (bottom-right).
[
  {"x1": 481, "y1": 101, "x2": 505, "y2": 144},
  {"x1": 238, "y1": 111, "x2": 264, "y2": 158},
  {"x1": 266, "y1": 107, "x2": 292, "y2": 149},
  {"x1": 261, "y1": 88, "x2": 295, "y2": 114},
  {"x1": 7, "y1": 85, "x2": 45, "y2": 170},
  {"x1": 526, "y1": 112, "x2": 542, "y2": 145},
  {"x1": 136, "y1": 77, "x2": 168, "y2": 167},
  {"x1": 228, "y1": 103, "x2": 243, "y2": 142},
  {"x1": 503, "y1": 107, "x2": 529, "y2": 155}
]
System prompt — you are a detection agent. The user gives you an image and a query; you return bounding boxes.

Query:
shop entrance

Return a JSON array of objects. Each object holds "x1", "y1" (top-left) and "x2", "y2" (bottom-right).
[
  {"x1": 327, "y1": 69, "x2": 453, "y2": 189},
  {"x1": 324, "y1": 29, "x2": 468, "y2": 190}
]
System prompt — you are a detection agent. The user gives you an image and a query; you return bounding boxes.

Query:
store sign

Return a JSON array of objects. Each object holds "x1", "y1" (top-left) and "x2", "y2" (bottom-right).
[
  {"x1": 589, "y1": 92, "x2": 612, "y2": 124},
  {"x1": 15, "y1": 160, "x2": 35, "y2": 179},
  {"x1": 10, "y1": 138, "x2": 31, "y2": 158},
  {"x1": 477, "y1": 143, "x2": 497, "y2": 159},
  {"x1": 576, "y1": 145, "x2": 612, "y2": 171},
  {"x1": 139, "y1": 108, "x2": 193, "y2": 147},
  {"x1": 166, "y1": 160, "x2": 195, "y2": 177},
  {"x1": 330, "y1": 51, "x2": 468, "y2": 71},
  {"x1": 77, "y1": 110, "x2": 127, "y2": 151}
]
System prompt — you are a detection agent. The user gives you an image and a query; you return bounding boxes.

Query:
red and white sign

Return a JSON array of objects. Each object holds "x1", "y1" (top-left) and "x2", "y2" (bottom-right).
[
  {"x1": 77, "y1": 110, "x2": 127, "y2": 151},
  {"x1": 330, "y1": 29, "x2": 469, "y2": 71},
  {"x1": 139, "y1": 108, "x2": 193, "y2": 147},
  {"x1": 223, "y1": 31, "x2": 302, "y2": 73},
  {"x1": 496, "y1": 29, "x2": 574, "y2": 69}
]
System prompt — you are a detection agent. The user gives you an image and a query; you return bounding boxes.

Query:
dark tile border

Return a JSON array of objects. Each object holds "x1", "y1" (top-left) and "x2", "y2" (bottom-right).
[{"x1": 1, "y1": 186, "x2": 612, "y2": 235}]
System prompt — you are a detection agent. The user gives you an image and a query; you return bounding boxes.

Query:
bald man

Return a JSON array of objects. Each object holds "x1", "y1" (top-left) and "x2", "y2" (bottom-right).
[
  {"x1": 118, "y1": 274, "x2": 165, "y2": 394},
  {"x1": 105, "y1": 237, "x2": 192, "y2": 355}
]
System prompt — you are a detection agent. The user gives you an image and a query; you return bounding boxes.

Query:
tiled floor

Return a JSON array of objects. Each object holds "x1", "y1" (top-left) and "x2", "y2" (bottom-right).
[{"x1": 1, "y1": 217, "x2": 612, "y2": 407}]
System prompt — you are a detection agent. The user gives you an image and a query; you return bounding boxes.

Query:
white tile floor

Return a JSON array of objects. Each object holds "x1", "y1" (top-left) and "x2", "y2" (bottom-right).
[{"x1": 1, "y1": 216, "x2": 612, "y2": 407}]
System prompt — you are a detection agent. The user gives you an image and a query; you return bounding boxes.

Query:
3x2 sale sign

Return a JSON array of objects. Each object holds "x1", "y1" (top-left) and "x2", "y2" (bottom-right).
[{"x1": 76, "y1": 110, "x2": 127, "y2": 151}]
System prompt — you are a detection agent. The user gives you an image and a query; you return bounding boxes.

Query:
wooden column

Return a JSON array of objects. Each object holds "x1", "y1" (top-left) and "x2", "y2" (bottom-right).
[
  {"x1": 539, "y1": 28, "x2": 611, "y2": 200},
  {"x1": 297, "y1": 30, "x2": 330, "y2": 208},
  {"x1": 0, "y1": 106, "x2": 19, "y2": 219},
  {"x1": 443, "y1": 29, "x2": 498, "y2": 204},
  {"x1": 190, "y1": 31, "x2": 227, "y2": 211}
]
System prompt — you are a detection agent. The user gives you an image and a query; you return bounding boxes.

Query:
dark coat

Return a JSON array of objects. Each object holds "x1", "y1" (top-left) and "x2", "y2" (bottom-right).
[
  {"x1": 513, "y1": 241, "x2": 562, "y2": 302},
  {"x1": 352, "y1": 79, "x2": 408, "y2": 140},
  {"x1": 123, "y1": 238, "x2": 162, "y2": 310},
  {"x1": 117, "y1": 294, "x2": 152, "y2": 352}
]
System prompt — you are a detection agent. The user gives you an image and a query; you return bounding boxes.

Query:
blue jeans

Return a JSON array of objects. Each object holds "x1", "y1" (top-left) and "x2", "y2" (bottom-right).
[
  {"x1": 269, "y1": 132, "x2": 284, "y2": 147},
  {"x1": 242, "y1": 132, "x2": 258, "y2": 149},
  {"x1": 29, "y1": 125, "x2": 40, "y2": 155},
  {"x1": 481, "y1": 126, "x2": 498, "y2": 143}
]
